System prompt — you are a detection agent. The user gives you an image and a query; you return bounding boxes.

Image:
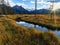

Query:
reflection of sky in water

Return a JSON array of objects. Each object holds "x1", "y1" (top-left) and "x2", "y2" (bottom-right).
[
  {"x1": 16, "y1": 21, "x2": 60, "y2": 37},
  {"x1": 16, "y1": 21, "x2": 48, "y2": 31},
  {"x1": 16, "y1": 21, "x2": 34, "y2": 27},
  {"x1": 36, "y1": 25, "x2": 48, "y2": 31},
  {"x1": 54, "y1": 31, "x2": 60, "y2": 37}
]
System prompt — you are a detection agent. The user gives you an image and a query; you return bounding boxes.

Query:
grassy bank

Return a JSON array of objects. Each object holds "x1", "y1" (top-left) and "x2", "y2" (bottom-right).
[
  {"x1": 7, "y1": 14, "x2": 60, "y2": 30},
  {"x1": 0, "y1": 15, "x2": 59, "y2": 45}
]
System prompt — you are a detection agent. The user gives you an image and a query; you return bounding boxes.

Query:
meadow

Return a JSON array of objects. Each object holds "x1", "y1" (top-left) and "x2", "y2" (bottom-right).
[
  {"x1": 0, "y1": 15, "x2": 60, "y2": 45},
  {"x1": 6, "y1": 14, "x2": 60, "y2": 30}
]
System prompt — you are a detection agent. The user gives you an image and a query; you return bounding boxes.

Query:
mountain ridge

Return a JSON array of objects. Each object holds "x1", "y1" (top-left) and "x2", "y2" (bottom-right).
[{"x1": 12, "y1": 5, "x2": 60, "y2": 14}]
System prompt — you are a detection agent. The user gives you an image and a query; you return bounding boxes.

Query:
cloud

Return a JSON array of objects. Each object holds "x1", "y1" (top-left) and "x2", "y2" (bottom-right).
[
  {"x1": 30, "y1": 1, "x2": 35, "y2": 4},
  {"x1": 8, "y1": 0, "x2": 16, "y2": 7},
  {"x1": 4, "y1": 0, "x2": 28, "y2": 8},
  {"x1": 23, "y1": 0, "x2": 26, "y2": 1},
  {"x1": 30, "y1": 0, "x2": 60, "y2": 9},
  {"x1": 30, "y1": 0, "x2": 51, "y2": 9},
  {"x1": 4, "y1": 0, "x2": 15, "y2": 6},
  {"x1": 30, "y1": 0, "x2": 50, "y2": 4},
  {"x1": 4, "y1": 0, "x2": 60, "y2": 9},
  {"x1": 15, "y1": 3, "x2": 28, "y2": 8},
  {"x1": 54, "y1": 2, "x2": 60, "y2": 9}
]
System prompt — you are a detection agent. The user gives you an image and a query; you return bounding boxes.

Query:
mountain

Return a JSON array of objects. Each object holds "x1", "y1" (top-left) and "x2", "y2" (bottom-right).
[
  {"x1": 36, "y1": 9, "x2": 50, "y2": 14},
  {"x1": 12, "y1": 5, "x2": 51, "y2": 14},
  {"x1": 12, "y1": 5, "x2": 60, "y2": 14},
  {"x1": 29, "y1": 9, "x2": 50, "y2": 14},
  {"x1": 0, "y1": 5, "x2": 60, "y2": 14},
  {"x1": 26, "y1": 8, "x2": 35, "y2": 11},
  {"x1": 12, "y1": 5, "x2": 29, "y2": 14}
]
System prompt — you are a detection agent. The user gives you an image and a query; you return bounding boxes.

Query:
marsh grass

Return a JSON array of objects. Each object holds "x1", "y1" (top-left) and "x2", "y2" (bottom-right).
[
  {"x1": 0, "y1": 15, "x2": 59, "y2": 45},
  {"x1": 9, "y1": 14, "x2": 60, "y2": 30}
]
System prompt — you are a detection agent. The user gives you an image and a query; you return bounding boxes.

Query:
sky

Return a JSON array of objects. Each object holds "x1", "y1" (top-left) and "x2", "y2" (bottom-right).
[{"x1": 5, "y1": 0, "x2": 60, "y2": 10}]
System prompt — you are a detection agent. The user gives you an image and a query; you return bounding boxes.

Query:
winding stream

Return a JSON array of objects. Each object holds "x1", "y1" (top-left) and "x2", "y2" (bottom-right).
[{"x1": 16, "y1": 21, "x2": 60, "y2": 37}]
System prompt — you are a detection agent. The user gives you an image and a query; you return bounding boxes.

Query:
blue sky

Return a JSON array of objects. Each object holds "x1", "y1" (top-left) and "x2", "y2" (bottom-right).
[{"x1": 7, "y1": 0, "x2": 60, "y2": 9}]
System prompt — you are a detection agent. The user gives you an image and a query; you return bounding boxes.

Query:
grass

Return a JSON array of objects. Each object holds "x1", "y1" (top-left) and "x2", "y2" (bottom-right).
[
  {"x1": 6, "y1": 14, "x2": 60, "y2": 30},
  {"x1": 0, "y1": 15, "x2": 59, "y2": 45}
]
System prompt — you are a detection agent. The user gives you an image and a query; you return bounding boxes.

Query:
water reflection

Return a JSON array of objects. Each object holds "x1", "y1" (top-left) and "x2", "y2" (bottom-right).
[
  {"x1": 16, "y1": 21, "x2": 48, "y2": 31},
  {"x1": 16, "y1": 21, "x2": 60, "y2": 37}
]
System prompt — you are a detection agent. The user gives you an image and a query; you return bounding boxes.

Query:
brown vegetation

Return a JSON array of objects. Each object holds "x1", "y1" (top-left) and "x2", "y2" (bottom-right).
[
  {"x1": 0, "y1": 15, "x2": 59, "y2": 45},
  {"x1": 6, "y1": 14, "x2": 60, "y2": 30}
]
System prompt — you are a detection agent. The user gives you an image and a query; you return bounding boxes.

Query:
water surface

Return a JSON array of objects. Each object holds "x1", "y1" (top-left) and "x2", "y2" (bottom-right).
[{"x1": 16, "y1": 21, "x2": 60, "y2": 37}]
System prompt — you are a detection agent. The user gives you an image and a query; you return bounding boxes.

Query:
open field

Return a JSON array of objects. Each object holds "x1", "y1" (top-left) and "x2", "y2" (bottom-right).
[
  {"x1": 0, "y1": 15, "x2": 60, "y2": 45},
  {"x1": 5, "y1": 14, "x2": 60, "y2": 30}
]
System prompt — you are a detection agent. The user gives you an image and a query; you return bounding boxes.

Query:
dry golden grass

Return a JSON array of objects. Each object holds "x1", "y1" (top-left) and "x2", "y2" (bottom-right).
[
  {"x1": 6, "y1": 14, "x2": 60, "y2": 26},
  {"x1": 2, "y1": 14, "x2": 60, "y2": 30},
  {"x1": 0, "y1": 15, "x2": 59, "y2": 45}
]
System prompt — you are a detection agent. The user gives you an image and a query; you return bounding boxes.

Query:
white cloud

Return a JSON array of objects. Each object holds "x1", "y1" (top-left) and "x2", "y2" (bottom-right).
[
  {"x1": 30, "y1": 1, "x2": 35, "y2": 4},
  {"x1": 8, "y1": 0, "x2": 15, "y2": 6},
  {"x1": 4, "y1": 0, "x2": 60, "y2": 9},
  {"x1": 31, "y1": 0, "x2": 60, "y2": 9},
  {"x1": 23, "y1": 0, "x2": 26, "y2": 1},
  {"x1": 30, "y1": 0, "x2": 51, "y2": 9},
  {"x1": 4, "y1": 0, "x2": 15, "y2": 6},
  {"x1": 4, "y1": 0, "x2": 28, "y2": 8},
  {"x1": 15, "y1": 3, "x2": 28, "y2": 8},
  {"x1": 54, "y1": 3, "x2": 60, "y2": 9},
  {"x1": 30, "y1": 0, "x2": 50, "y2": 4}
]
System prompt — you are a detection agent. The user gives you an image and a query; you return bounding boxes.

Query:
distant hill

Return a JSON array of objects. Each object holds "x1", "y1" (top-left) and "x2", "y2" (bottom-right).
[
  {"x1": 12, "y1": 5, "x2": 51, "y2": 14},
  {"x1": 29, "y1": 9, "x2": 50, "y2": 14},
  {"x1": 11, "y1": 5, "x2": 60, "y2": 14}
]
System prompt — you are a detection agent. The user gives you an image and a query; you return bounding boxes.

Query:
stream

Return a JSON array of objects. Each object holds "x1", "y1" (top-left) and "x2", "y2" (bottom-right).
[{"x1": 16, "y1": 21, "x2": 60, "y2": 37}]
